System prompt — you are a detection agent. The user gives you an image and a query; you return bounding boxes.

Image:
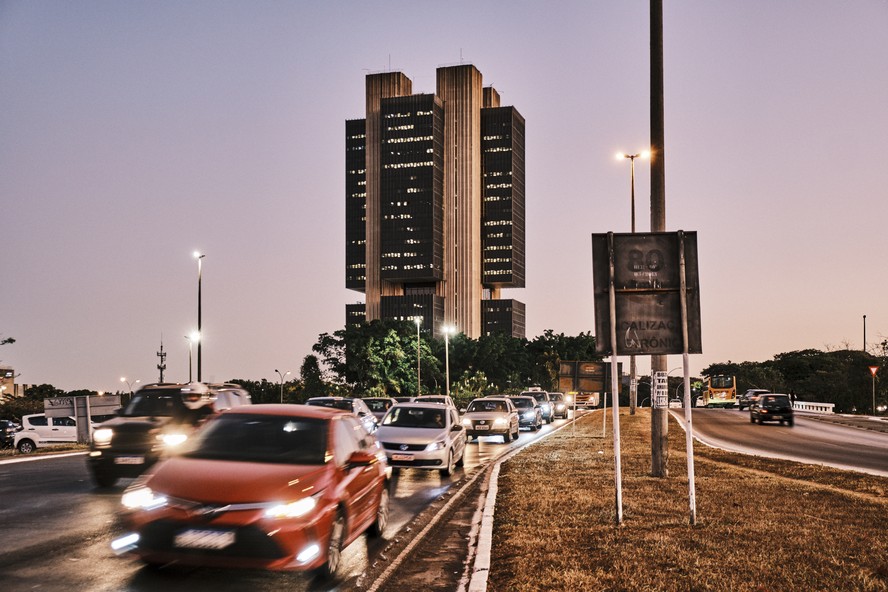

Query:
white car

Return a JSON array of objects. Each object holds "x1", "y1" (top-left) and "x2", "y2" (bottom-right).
[
  {"x1": 305, "y1": 396, "x2": 379, "y2": 433},
  {"x1": 461, "y1": 397, "x2": 520, "y2": 443},
  {"x1": 375, "y1": 403, "x2": 466, "y2": 476},
  {"x1": 414, "y1": 395, "x2": 457, "y2": 408},
  {"x1": 14, "y1": 413, "x2": 80, "y2": 453}
]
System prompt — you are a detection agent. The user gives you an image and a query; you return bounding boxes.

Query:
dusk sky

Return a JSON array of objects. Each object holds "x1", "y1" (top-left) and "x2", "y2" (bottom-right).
[{"x1": 2, "y1": 1, "x2": 887, "y2": 393}]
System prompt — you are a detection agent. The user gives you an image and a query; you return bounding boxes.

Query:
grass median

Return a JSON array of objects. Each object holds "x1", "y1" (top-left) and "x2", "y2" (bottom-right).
[{"x1": 489, "y1": 409, "x2": 888, "y2": 592}]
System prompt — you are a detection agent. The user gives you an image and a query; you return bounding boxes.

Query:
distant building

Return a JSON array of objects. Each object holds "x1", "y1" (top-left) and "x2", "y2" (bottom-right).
[{"x1": 346, "y1": 64, "x2": 526, "y2": 338}]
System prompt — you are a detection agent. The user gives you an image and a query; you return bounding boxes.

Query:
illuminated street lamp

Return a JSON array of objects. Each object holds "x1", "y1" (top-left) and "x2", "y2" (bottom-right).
[
  {"x1": 194, "y1": 251, "x2": 206, "y2": 382},
  {"x1": 414, "y1": 317, "x2": 422, "y2": 397},
  {"x1": 869, "y1": 366, "x2": 879, "y2": 416},
  {"x1": 185, "y1": 332, "x2": 199, "y2": 382},
  {"x1": 275, "y1": 369, "x2": 291, "y2": 404},
  {"x1": 616, "y1": 149, "x2": 650, "y2": 415},
  {"x1": 120, "y1": 377, "x2": 139, "y2": 403},
  {"x1": 442, "y1": 325, "x2": 456, "y2": 397}
]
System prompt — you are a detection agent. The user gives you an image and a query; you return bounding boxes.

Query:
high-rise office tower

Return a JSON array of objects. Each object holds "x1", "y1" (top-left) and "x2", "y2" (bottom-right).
[{"x1": 346, "y1": 64, "x2": 525, "y2": 338}]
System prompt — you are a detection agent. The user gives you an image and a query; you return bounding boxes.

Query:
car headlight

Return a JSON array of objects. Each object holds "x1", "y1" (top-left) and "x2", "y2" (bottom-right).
[
  {"x1": 158, "y1": 433, "x2": 189, "y2": 447},
  {"x1": 265, "y1": 493, "x2": 321, "y2": 519},
  {"x1": 494, "y1": 417, "x2": 509, "y2": 426},
  {"x1": 425, "y1": 440, "x2": 446, "y2": 452},
  {"x1": 523, "y1": 411, "x2": 536, "y2": 420},
  {"x1": 93, "y1": 428, "x2": 113, "y2": 445},
  {"x1": 121, "y1": 487, "x2": 168, "y2": 511},
  {"x1": 462, "y1": 418, "x2": 472, "y2": 427}
]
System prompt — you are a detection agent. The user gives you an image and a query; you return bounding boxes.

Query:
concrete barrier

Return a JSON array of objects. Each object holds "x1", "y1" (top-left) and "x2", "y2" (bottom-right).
[{"x1": 793, "y1": 400, "x2": 834, "y2": 414}]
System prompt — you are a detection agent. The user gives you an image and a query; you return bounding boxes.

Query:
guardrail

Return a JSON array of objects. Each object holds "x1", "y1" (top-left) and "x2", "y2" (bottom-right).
[{"x1": 793, "y1": 400, "x2": 834, "y2": 414}]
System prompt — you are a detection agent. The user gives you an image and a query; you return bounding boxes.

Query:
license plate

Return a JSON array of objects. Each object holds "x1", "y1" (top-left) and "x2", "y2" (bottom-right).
[
  {"x1": 114, "y1": 456, "x2": 144, "y2": 465},
  {"x1": 174, "y1": 529, "x2": 235, "y2": 550},
  {"x1": 475, "y1": 425, "x2": 489, "y2": 430},
  {"x1": 392, "y1": 454, "x2": 412, "y2": 461}
]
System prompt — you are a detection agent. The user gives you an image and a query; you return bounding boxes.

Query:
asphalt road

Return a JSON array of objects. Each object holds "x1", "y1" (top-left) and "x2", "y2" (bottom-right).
[
  {"x1": 0, "y1": 418, "x2": 569, "y2": 592},
  {"x1": 684, "y1": 408, "x2": 888, "y2": 476}
]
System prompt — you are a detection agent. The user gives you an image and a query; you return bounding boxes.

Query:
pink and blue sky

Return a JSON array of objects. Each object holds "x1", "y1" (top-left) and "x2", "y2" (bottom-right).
[{"x1": 2, "y1": 1, "x2": 886, "y2": 392}]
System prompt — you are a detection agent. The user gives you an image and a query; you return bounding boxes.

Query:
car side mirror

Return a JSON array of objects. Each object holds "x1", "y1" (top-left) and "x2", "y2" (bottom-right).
[
  {"x1": 459, "y1": 408, "x2": 467, "y2": 414},
  {"x1": 451, "y1": 424, "x2": 463, "y2": 431},
  {"x1": 346, "y1": 450, "x2": 377, "y2": 469}
]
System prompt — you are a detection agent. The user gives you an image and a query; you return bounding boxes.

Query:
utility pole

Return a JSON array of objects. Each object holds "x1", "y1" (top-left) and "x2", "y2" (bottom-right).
[{"x1": 650, "y1": 0, "x2": 669, "y2": 477}]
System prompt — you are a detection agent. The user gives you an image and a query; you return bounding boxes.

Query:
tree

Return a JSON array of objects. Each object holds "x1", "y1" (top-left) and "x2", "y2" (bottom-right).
[{"x1": 300, "y1": 354, "x2": 328, "y2": 399}]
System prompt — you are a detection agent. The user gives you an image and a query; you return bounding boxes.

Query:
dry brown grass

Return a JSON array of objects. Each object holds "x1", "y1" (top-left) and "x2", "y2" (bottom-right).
[{"x1": 490, "y1": 409, "x2": 888, "y2": 592}]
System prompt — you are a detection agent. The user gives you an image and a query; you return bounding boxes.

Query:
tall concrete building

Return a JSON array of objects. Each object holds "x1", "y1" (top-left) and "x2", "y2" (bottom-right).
[{"x1": 346, "y1": 64, "x2": 525, "y2": 338}]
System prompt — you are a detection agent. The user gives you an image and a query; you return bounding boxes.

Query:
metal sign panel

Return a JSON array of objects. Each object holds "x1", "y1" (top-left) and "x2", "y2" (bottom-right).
[
  {"x1": 592, "y1": 231, "x2": 702, "y2": 355},
  {"x1": 558, "y1": 360, "x2": 620, "y2": 393},
  {"x1": 45, "y1": 395, "x2": 121, "y2": 417}
]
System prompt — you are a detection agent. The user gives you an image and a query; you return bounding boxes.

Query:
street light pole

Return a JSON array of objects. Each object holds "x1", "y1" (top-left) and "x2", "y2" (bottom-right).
[
  {"x1": 617, "y1": 150, "x2": 650, "y2": 416},
  {"x1": 120, "y1": 377, "x2": 139, "y2": 404},
  {"x1": 275, "y1": 369, "x2": 290, "y2": 404},
  {"x1": 443, "y1": 325, "x2": 455, "y2": 397},
  {"x1": 194, "y1": 252, "x2": 206, "y2": 382},
  {"x1": 186, "y1": 332, "x2": 199, "y2": 382},
  {"x1": 414, "y1": 317, "x2": 422, "y2": 397}
]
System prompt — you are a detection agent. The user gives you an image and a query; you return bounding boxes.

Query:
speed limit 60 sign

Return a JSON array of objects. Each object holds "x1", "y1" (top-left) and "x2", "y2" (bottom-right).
[{"x1": 592, "y1": 231, "x2": 701, "y2": 355}]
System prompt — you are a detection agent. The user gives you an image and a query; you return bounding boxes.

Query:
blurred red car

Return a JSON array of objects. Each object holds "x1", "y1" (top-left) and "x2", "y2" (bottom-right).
[{"x1": 114, "y1": 404, "x2": 389, "y2": 578}]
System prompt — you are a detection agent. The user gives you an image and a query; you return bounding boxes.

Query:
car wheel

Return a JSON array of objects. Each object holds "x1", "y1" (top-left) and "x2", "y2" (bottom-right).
[
  {"x1": 92, "y1": 470, "x2": 118, "y2": 488},
  {"x1": 788, "y1": 418, "x2": 794, "y2": 427},
  {"x1": 750, "y1": 415, "x2": 755, "y2": 424},
  {"x1": 369, "y1": 486, "x2": 389, "y2": 537},
  {"x1": 317, "y1": 510, "x2": 345, "y2": 579},
  {"x1": 16, "y1": 439, "x2": 35, "y2": 454},
  {"x1": 456, "y1": 448, "x2": 465, "y2": 467},
  {"x1": 511, "y1": 426, "x2": 519, "y2": 441},
  {"x1": 440, "y1": 450, "x2": 455, "y2": 477}
]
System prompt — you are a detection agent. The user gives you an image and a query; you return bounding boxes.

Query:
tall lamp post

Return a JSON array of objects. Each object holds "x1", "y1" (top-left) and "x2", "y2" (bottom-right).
[
  {"x1": 414, "y1": 317, "x2": 422, "y2": 397},
  {"x1": 185, "y1": 332, "x2": 199, "y2": 382},
  {"x1": 442, "y1": 325, "x2": 456, "y2": 397},
  {"x1": 194, "y1": 252, "x2": 206, "y2": 382},
  {"x1": 120, "y1": 377, "x2": 139, "y2": 404},
  {"x1": 869, "y1": 366, "x2": 879, "y2": 416},
  {"x1": 275, "y1": 369, "x2": 291, "y2": 404},
  {"x1": 617, "y1": 150, "x2": 650, "y2": 415}
]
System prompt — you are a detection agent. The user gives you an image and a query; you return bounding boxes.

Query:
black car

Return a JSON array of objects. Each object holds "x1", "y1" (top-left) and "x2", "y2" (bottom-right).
[
  {"x1": 750, "y1": 393, "x2": 794, "y2": 426},
  {"x1": 1, "y1": 419, "x2": 20, "y2": 448},
  {"x1": 508, "y1": 396, "x2": 543, "y2": 431},
  {"x1": 87, "y1": 382, "x2": 251, "y2": 487}
]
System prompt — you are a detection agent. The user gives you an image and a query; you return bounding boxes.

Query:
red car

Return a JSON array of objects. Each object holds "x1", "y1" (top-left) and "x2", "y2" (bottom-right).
[{"x1": 114, "y1": 404, "x2": 389, "y2": 578}]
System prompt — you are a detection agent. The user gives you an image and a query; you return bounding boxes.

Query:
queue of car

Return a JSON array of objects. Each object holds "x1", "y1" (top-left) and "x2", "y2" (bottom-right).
[{"x1": 5, "y1": 383, "x2": 567, "y2": 581}]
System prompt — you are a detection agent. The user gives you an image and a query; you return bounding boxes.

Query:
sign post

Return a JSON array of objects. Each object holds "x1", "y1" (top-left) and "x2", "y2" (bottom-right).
[
  {"x1": 869, "y1": 366, "x2": 879, "y2": 416},
  {"x1": 45, "y1": 394, "x2": 121, "y2": 443},
  {"x1": 592, "y1": 230, "x2": 701, "y2": 524}
]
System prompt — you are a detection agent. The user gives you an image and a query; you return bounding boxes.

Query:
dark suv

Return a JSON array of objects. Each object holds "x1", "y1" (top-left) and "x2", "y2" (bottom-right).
[
  {"x1": 750, "y1": 393, "x2": 794, "y2": 426},
  {"x1": 87, "y1": 382, "x2": 251, "y2": 487}
]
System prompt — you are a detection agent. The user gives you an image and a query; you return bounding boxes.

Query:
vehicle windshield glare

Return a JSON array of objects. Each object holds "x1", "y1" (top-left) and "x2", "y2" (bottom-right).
[
  {"x1": 123, "y1": 391, "x2": 188, "y2": 417},
  {"x1": 181, "y1": 414, "x2": 328, "y2": 465},
  {"x1": 306, "y1": 399, "x2": 352, "y2": 411},
  {"x1": 467, "y1": 400, "x2": 507, "y2": 413},
  {"x1": 509, "y1": 398, "x2": 534, "y2": 409},
  {"x1": 383, "y1": 407, "x2": 446, "y2": 428}
]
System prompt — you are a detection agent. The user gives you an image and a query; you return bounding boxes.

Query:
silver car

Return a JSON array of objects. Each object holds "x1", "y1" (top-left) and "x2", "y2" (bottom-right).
[
  {"x1": 305, "y1": 396, "x2": 379, "y2": 433},
  {"x1": 461, "y1": 397, "x2": 520, "y2": 443},
  {"x1": 375, "y1": 403, "x2": 466, "y2": 476}
]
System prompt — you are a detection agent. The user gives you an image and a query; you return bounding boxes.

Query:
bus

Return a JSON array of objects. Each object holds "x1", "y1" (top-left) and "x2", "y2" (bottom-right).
[{"x1": 702, "y1": 375, "x2": 737, "y2": 408}]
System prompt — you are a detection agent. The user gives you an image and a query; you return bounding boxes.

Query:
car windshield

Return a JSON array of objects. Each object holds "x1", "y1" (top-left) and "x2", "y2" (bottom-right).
[
  {"x1": 531, "y1": 393, "x2": 547, "y2": 403},
  {"x1": 181, "y1": 414, "x2": 328, "y2": 465},
  {"x1": 383, "y1": 407, "x2": 446, "y2": 428},
  {"x1": 509, "y1": 398, "x2": 534, "y2": 409},
  {"x1": 306, "y1": 399, "x2": 353, "y2": 411},
  {"x1": 418, "y1": 397, "x2": 446, "y2": 404},
  {"x1": 122, "y1": 390, "x2": 188, "y2": 417},
  {"x1": 549, "y1": 394, "x2": 564, "y2": 402},
  {"x1": 467, "y1": 400, "x2": 507, "y2": 413},
  {"x1": 365, "y1": 399, "x2": 392, "y2": 412}
]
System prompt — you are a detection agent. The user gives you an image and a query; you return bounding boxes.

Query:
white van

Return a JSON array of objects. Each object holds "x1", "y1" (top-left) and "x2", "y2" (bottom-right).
[{"x1": 14, "y1": 414, "x2": 79, "y2": 453}]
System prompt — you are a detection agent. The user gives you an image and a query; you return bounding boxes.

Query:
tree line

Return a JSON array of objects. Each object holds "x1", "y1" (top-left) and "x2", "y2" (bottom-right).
[{"x1": 2, "y1": 327, "x2": 886, "y2": 421}]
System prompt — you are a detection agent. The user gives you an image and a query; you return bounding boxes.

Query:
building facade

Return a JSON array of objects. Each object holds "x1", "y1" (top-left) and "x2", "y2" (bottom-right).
[{"x1": 346, "y1": 64, "x2": 525, "y2": 338}]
